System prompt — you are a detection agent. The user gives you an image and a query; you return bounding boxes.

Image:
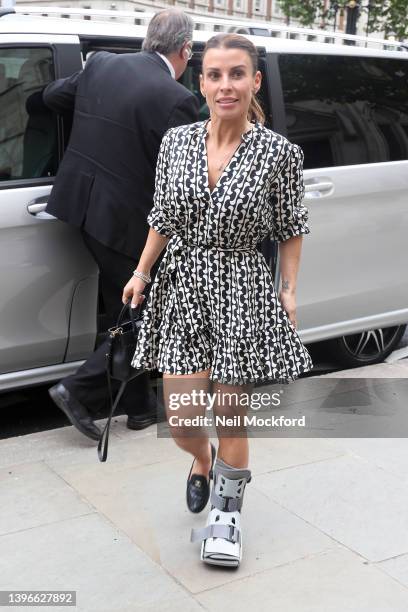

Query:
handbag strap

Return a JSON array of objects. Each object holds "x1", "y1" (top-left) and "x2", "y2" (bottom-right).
[
  {"x1": 97, "y1": 301, "x2": 144, "y2": 462},
  {"x1": 98, "y1": 352, "x2": 127, "y2": 462}
]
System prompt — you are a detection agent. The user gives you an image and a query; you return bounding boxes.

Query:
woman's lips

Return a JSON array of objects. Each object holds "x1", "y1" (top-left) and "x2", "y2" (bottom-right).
[{"x1": 217, "y1": 98, "x2": 238, "y2": 107}]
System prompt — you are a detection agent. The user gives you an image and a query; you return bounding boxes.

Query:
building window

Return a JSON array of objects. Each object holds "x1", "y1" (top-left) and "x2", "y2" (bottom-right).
[
  {"x1": 273, "y1": 2, "x2": 283, "y2": 17},
  {"x1": 254, "y1": 0, "x2": 265, "y2": 13},
  {"x1": 82, "y1": 5, "x2": 91, "y2": 20},
  {"x1": 235, "y1": 0, "x2": 244, "y2": 9},
  {"x1": 215, "y1": 0, "x2": 225, "y2": 7}
]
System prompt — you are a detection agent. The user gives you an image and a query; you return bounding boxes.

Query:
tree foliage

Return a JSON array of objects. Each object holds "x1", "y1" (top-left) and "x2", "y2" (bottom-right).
[
  {"x1": 276, "y1": 0, "x2": 408, "y2": 40},
  {"x1": 376, "y1": 0, "x2": 408, "y2": 40},
  {"x1": 277, "y1": 0, "x2": 324, "y2": 27}
]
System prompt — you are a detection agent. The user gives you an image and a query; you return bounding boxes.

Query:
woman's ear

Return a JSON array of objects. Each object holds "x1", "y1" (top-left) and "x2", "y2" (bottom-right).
[
  {"x1": 199, "y1": 73, "x2": 205, "y2": 98},
  {"x1": 254, "y1": 70, "x2": 262, "y2": 93}
]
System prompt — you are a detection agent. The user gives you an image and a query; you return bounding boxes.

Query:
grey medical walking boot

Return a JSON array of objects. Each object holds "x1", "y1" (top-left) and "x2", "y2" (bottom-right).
[{"x1": 190, "y1": 457, "x2": 252, "y2": 567}]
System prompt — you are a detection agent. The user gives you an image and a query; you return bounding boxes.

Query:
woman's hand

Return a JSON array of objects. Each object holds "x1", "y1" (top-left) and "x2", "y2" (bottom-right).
[
  {"x1": 122, "y1": 275, "x2": 147, "y2": 308},
  {"x1": 278, "y1": 290, "x2": 297, "y2": 329}
]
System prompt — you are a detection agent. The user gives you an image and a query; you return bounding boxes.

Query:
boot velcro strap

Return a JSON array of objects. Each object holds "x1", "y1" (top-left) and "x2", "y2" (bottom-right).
[
  {"x1": 190, "y1": 523, "x2": 240, "y2": 544},
  {"x1": 210, "y1": 489, "x2": 242, "y2": 512}
]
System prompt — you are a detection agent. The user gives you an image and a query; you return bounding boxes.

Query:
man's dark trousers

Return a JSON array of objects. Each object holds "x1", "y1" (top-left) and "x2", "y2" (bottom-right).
[{"x1": 62, "y1": 231, "x2": 159, "y2": 417}]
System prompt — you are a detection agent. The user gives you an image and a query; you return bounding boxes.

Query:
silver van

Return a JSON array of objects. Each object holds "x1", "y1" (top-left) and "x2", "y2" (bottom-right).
[{"x1": 0, "y1": 8, "x2": 407, "y2": 391}]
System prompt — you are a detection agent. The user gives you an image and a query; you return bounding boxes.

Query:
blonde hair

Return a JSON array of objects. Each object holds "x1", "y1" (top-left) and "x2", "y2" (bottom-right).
[{"x1": 202, "y1": 33, "x2": 265, "y2": 125}]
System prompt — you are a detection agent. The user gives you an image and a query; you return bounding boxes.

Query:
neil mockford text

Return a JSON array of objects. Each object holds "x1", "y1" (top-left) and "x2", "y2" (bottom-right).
[
  {"x1": 166, "y1": 390, "x2": 307, "y2": 428},
  {"x1": 167, "y1": 414, "x2": 306, "y2": 428}
]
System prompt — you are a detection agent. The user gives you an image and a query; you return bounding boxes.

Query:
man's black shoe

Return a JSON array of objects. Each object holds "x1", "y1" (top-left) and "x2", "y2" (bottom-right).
[
  {"x1": 49, "y1": 383, "x2": 101, "y2": 441},
  {"x1": 127, "y1": 410, "x2": 157, "y2": 431}
]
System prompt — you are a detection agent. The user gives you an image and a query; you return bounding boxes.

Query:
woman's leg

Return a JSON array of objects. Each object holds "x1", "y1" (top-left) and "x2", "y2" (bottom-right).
[
  {"x1": 213, "y1": 381, "x2": 254, "y2": 467},
  {"x1": 191, "y1": 381, "x2": 254, "y2": 567},
  {"x1": 162, "y1": 369, "x2": 213, "y2": 475}
]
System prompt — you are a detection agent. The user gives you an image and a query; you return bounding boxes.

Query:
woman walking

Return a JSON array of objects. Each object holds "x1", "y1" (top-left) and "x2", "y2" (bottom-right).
[{"x1": 123, "y1": 33, "x2": 313, "y2": 567}]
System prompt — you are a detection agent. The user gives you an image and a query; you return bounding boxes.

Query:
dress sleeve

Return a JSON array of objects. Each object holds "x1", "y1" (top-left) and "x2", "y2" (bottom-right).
[
  {"x1": 147, "y1": 129, "x2": 175, "y2": 237},
  {"x1": 268, "y1": 142, "x2": 310, "y2": 243}
]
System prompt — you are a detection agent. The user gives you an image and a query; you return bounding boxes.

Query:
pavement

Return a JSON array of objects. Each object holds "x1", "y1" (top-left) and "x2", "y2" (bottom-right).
[{"x1": 1, "y1": 359, "x2": 408, "y2": 611}]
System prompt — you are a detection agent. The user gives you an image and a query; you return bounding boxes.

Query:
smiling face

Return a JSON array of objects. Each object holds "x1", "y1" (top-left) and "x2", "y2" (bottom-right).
[{"x1": 200, "y1": 46, "x2": 262, "y2": 123}]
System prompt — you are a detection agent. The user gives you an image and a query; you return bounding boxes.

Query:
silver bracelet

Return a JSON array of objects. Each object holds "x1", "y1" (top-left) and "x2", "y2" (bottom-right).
[{"x1": 133, "y1": 269, "x2": 151, "y2": 284}]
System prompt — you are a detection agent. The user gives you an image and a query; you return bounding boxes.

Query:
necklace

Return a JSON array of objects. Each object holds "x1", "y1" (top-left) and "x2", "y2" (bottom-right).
[
  {"x1": 215, "y1": 144, "x2": 241, "y2": 171},
  {"x1": 207, "y1": 121, "x2": 253, "y2": 172}
]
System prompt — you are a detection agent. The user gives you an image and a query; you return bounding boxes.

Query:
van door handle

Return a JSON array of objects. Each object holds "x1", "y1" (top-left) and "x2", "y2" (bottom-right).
[
  {"x1": 27, "y1": 197, "x2": 56, "y2": 220},
  {"x1": 304, "y1": 179, "x2": 334, "y2": 199}
]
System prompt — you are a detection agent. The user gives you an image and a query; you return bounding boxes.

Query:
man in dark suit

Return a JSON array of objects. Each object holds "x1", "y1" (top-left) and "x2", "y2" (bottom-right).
[{"x1": 44, "y1": 9, "x2": 199, "y2": 441}]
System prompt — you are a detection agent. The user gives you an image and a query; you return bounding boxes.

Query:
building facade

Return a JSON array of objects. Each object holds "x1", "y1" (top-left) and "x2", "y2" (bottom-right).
[{"x1": 13, "y1": 0, "x2": 392, "y2": 40}]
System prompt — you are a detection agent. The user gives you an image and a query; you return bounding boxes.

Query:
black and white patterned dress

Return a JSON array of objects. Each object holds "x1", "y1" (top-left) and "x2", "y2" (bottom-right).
[{"x1": 131, "y1": 119, "x2": 314, "y2": 386}]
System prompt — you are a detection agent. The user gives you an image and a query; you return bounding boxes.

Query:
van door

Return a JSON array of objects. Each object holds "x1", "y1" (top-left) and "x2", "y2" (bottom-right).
[
  {"x1": 0, "y1": 37, "x2": 97, "y2": 377},
  {"x1": 274, "y1": 52, "x2": 408, "y2": 338}
]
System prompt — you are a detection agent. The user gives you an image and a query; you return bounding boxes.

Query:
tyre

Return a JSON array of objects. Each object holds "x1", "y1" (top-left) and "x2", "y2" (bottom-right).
[{"x1": 325, "y1": 324, "x2": 407, "y2": 368}]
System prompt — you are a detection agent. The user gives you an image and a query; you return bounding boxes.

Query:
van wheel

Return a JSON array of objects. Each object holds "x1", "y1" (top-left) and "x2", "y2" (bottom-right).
[{"x1": 325, "y1": 324, "x2": 407, "y2": 367}]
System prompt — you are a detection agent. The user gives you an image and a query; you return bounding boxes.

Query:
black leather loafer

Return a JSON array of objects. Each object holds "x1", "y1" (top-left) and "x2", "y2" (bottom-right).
[
  {"x1": 49, "y1": 383, "x2": 101, "y2": 441},
  {"x1": 126, "y1": 410, "x2": 157, "y2": 430},
  {"x1": 186, "y1": 442, "x2": 216, "y2": 514}
]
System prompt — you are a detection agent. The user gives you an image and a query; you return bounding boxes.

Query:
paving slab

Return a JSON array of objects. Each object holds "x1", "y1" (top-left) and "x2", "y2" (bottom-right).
[
  {"x1": 317, "y1": 361, "x2": 408, "y2": 378},
  {"x1": 0, "y1": 513, "x2": 202, "y2": 612},
  {"x1": 0, "y1": 421, "x2": 122, "y2": 469},
  {"x1": 0, "y1": 460, "x2": 93, "y2": 536},
  {"x1": 313, "y1": 438, "x2": 408, "y2": 485},
  {"x1": 247, "y1": 436, "x2": 346, "y2": 475},
  {"x1": 195, "y1": 546, "x2": 408, "y2": 612},
  {"x1": 377, "y1": 552, "x2": 408, "y2": 589},
  {"x1": 254, "y1": 452, "x2": 408, "y2": 562},
  {"x1": 46, "y1": 438, "x2": 337, "y2": 594}
]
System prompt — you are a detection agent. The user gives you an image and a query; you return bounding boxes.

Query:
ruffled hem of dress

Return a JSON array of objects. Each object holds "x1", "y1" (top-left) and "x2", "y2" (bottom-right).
[
  {"x1": 131, "y1": 321, "x2": 314, "y2": 387},
  {"x1": 206, "y1": 325, "x2": 314, "y2": 386}
]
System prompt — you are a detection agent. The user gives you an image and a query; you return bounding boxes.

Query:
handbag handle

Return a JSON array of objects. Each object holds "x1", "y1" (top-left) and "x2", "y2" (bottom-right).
[{"x1": 115, "y1": 300, "x2": 143, "y2": 333}]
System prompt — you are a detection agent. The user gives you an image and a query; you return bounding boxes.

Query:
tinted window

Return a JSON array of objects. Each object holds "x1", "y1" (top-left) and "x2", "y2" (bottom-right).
[
  {"x1": 0, "y1": 47, "x2": 58, "y2": 182},
  {"x1": 83, "y1": 44, "x2": 272, "y2": 128},
  {"x1": 279, "y1": 54, "x2": 408, "y2": 168}
]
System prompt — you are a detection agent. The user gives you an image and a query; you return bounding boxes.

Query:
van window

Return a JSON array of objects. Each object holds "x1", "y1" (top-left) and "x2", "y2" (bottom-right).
[
  {"x1": 0, "y1": 47, "x2": 58, "y2": 182},
  {"x1": 278, "y1": 54, "x2": 408, "y2": 169},
  {"x1": 81, "y1": 44, "x2": 272, "y2": 128}
]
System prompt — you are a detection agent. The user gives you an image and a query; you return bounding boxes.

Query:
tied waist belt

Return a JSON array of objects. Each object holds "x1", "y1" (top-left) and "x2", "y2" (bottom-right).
[
  {"x1": 168, "y1": 235, "x2": 257, "y2": 254},
  {"x1": 186, "y1": 243, "x2": 255, "y2": 252},
  {"x1": 166, "y1": 235, "x2": 258, "y2": 276}
]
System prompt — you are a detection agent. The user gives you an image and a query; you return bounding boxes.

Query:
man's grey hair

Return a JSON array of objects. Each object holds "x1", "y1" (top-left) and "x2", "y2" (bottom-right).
[{"x1": 142, "y1": 9, "x2": 194, "y2": 55}]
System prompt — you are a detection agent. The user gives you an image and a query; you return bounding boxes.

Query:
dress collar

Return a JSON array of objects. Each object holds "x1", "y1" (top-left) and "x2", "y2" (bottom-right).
[{"x1": 198, "y1": 118, "x2": 260, "y2": 143}]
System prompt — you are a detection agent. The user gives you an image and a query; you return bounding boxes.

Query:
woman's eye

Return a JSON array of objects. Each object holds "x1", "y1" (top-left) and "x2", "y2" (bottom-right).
[{"x1": 205, "y1": 70, "x2": 244, "y2": 79}]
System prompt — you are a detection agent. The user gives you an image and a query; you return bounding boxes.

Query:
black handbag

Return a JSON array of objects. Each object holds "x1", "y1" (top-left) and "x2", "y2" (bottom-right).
[{"x1": 98, "y1": 301, "x2": 145, "y2": 462}]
